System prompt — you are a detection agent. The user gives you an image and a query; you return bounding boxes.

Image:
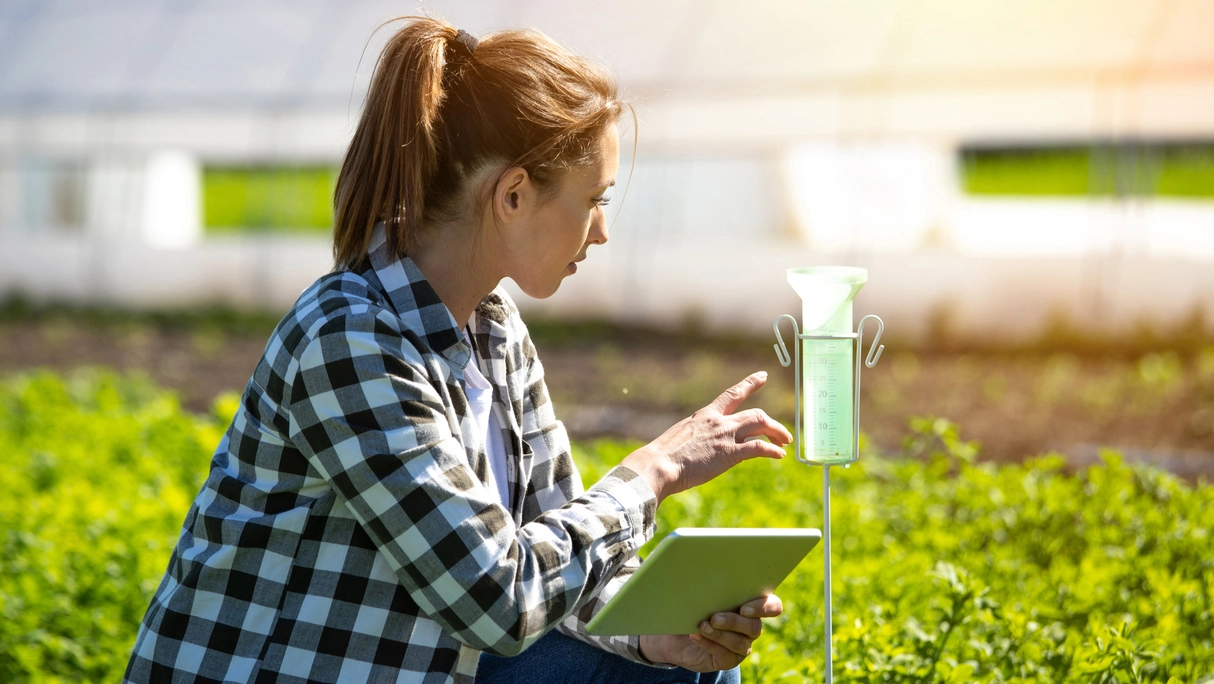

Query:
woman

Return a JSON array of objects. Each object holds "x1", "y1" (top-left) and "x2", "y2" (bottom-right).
[{"x1": 125, "y1": 17, "x2": 791, "y2": 684}]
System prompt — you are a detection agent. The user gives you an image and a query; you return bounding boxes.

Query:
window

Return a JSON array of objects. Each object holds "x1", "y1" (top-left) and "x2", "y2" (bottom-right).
[
  {"x1": 19, "y1": 159, "x2": 87, "y2": 232},
  {"x1": 202, "y1": 165, "x2": 338, "y2": 233},
  {"x1": 959, "y1": 142, "x2": 1214, "y2": 198}
]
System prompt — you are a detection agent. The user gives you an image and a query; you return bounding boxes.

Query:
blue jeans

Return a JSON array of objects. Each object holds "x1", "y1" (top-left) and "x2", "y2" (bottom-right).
[{"x1": 476, "y1": 630, "x2": 742, "y2": 684}]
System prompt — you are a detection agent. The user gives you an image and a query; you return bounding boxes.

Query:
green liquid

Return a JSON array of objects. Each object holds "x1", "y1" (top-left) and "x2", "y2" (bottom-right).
[{"x1": 802, "y1": 338, "x2": 854, "y2": 463}]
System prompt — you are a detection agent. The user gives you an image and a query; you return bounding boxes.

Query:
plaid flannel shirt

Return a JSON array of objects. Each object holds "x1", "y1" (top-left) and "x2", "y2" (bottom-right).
[{"x1": 125, "y1": 226, "x2": 660, "y2": 683}]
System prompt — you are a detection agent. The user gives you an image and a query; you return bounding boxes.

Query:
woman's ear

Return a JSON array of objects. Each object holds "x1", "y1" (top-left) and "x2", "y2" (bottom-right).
[{"x1": 492, "y1": 167, "x2": 532, "y2": 226}]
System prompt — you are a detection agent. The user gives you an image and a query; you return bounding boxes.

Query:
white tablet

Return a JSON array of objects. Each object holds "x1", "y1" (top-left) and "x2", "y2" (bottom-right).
[{"x1": 585, "y1": 528, "x2": 821, "y2": 636}]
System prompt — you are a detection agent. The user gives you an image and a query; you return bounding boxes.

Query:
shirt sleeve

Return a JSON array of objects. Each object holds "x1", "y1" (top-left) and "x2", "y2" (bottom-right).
[
  {"x1": 284, "y1": 309, "x2": 657, "y2": 657},
  {"x1": 555, "y1": 555, "x2": 676, "y2": 668},
  {"x1": 514, "y1": 342, "x2": 671, "y2": 667}
]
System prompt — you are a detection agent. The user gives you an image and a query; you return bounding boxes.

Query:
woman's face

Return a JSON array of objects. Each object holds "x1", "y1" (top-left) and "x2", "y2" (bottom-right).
[{"x1": 502, "y1": 126, "x2": 619, "y2": 299}]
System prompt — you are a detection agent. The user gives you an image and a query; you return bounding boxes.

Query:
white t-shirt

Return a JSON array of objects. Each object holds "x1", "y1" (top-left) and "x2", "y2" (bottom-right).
[{"x1": 462, "y1": 332, "x2": 511, "y2": 508}]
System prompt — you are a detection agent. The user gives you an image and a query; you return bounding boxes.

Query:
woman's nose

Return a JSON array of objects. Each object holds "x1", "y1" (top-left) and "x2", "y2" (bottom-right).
[{"x1": 589, "y1": 211, "x2": 609, "y2": 245}]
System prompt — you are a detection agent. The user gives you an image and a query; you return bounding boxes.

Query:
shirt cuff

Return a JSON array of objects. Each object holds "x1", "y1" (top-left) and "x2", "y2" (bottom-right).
[{"x1": 589, "y1": 465, "x2": 658, "y2": 543}]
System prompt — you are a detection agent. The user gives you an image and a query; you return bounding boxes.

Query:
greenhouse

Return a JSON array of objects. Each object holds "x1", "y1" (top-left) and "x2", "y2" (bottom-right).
[{"x1": 1, "y1": 0, "x2": 1213, "y2": 340}]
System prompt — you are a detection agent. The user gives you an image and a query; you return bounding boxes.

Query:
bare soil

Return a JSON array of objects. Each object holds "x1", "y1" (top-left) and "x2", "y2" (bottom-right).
[{"x1": 3, "y1": 318, "x2": 1212, "y2": 477}]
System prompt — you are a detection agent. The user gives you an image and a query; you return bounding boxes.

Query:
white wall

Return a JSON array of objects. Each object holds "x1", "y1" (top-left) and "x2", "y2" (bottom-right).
[
  {"x1": 0, "y1": 235, "x2": 333, "y2": 309},
  {"x1": 2, "y1": 232, "x2": 1212, "y2": 345},
  {"x1": 504, "y1": 238, "x2": 1214, "y2": 342},
  {"x1": 0, "y1": 148, "x2": 204, "y2": 248},
  {"x1": 1, "y1": 96, "x2": 1211, "y2": 343}
]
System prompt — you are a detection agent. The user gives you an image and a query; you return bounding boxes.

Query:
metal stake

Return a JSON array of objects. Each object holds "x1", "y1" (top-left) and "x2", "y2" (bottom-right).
[
  {"x1": 774, "y1": 313, "x2": 884, "y2": 683},
  {"x1": 823, "y1": 464, "x2": 833, "y2": 684}
]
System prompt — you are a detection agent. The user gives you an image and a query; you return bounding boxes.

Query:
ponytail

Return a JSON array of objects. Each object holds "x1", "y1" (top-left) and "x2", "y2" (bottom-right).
[
  {"x1": 332, "y1": 16, "x2": 624, "y2": 271},
  {"x1": 333, "y1": 20, "x2": 449, "y2": 269}
]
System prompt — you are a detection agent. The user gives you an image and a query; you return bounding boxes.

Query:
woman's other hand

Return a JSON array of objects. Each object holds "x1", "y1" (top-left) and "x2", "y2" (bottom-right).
[
  {"x1": 638, "y1": 594, "x2": 783, "y2": 672},
  {"x1": 621, "y1": 372, "x2": 791, "y2": 504}
]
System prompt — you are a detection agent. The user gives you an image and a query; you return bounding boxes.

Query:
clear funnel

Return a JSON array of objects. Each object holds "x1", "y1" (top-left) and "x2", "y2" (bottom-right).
[
  {"x1": 787, "y1": 267, "x2": 868, "y2": 464},
  {"x1": 787, "y1": 267, "x2": 868, "y2": 334}
]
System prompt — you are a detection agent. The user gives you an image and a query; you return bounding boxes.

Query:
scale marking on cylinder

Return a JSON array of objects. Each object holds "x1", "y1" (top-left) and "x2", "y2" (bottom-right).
[{"x1": 803, "y1": 337, "x2": 854, "y2": 463}]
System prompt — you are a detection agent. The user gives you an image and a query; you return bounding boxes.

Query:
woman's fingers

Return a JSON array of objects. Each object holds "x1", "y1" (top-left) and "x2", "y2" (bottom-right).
[
  {"x1": 707, "y1": 611, "x2": 762, "y2": 639},
  {"x1": 739, "y1": 594, "x2": 784, "y2": 619},
  {"x1": 691, "y1": 630, "x2": 748, "y2": 663},
  {"x1": 629, "y1": 371, "x2": 787, "y2": 500},
  {"x1": 734, "y1": 408, "x2": 792, "y2": 446},
  {"x1": 698, "y1": 619, "x2": 755, "y2": 656},
  {"x1": 709, "y1": 372, "x2": 768, "y2": 415},
  {"x1": 731, "y1": 410, "x2": 790, "y2": 460},
  {"x1": 736, "y1": 438, "x2": 787, "y2": 461},
  {"x1": 690, "y1": 596, "x2": 785, "y2": 661}
]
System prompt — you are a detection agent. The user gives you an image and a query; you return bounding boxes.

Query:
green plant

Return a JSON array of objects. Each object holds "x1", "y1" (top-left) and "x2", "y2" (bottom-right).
[
  {"x1": 0, "y1": 370, "x2": 222, "y2": 682},
  {"x1": 575, "y1": 418, "x2": 1214, "y2": 682},
  {"x1": 1, "y1": 371, "x2": 1211, "y2": 682}
]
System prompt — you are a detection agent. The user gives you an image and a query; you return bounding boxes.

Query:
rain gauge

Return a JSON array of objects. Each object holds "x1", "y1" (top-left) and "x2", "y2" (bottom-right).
[{"x1": 773, "y1": 267, "x2": 884, "y2": 684}]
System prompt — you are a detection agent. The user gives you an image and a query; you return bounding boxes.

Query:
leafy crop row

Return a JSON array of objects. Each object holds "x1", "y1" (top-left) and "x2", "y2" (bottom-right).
[
  {"x1": 0, "y1": 370, "x2": 1211, "y2": 682},
  {"x1": 576, "y1": 420, "x2": 1214, "y2": 683},
  {"x1": 0, "y1": 370, "x2": 225, "y2": 681}
]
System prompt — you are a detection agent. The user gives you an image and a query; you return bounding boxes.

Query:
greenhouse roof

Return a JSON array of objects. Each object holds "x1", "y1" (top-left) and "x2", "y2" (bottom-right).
[{"x1": 1, "y1": 0, "x2": 1212, "y2": 114}]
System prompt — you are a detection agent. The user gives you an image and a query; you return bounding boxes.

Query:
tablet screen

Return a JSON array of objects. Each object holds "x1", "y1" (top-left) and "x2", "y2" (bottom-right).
[{"x1": 585, "y1": 528, "x2": 821, "y2": 636}]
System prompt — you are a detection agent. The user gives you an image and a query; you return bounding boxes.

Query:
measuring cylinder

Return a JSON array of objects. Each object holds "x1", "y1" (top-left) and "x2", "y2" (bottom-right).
[
  {"x1": 803, "y1": 338, "x2": 854, "y2": 463},
  {"x1": 782, "y1": 266, "x2": 871, "y2": 465},
  {"x1": 773, "y1": 266, "x2": 885, "y2": 684}
]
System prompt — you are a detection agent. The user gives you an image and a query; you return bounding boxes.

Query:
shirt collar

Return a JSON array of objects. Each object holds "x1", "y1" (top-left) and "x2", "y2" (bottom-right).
[{"x1": 364, "y1": 223, "x2": 470, "y2": 368}]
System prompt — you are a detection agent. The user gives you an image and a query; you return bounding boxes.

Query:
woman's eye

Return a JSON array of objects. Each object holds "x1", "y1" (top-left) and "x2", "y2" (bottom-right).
[{"x1": 592, "y1": 190, "x2": 613, "y2": 207}]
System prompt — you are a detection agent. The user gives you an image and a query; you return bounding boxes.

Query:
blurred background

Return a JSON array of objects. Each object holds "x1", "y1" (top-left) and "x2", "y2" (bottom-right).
[{"x1": 1, "y1": 0, "x2": 1213, "y2": 474}]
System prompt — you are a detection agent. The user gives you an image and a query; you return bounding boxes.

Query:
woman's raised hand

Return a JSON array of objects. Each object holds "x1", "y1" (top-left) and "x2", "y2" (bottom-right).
[{"x1": 622, "y1": 372, "x2": 791, "y2": 504}]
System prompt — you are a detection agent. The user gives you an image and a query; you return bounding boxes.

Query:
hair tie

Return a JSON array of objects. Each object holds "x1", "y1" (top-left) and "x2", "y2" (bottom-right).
[{"x1": 447, "y1": 29, "x2": 479, "y2": 67}]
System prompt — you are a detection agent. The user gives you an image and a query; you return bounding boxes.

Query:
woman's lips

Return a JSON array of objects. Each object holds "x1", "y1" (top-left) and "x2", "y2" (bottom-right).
[{"x1": 567, "y1": 262, "x2": 578, "y2": 274}]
